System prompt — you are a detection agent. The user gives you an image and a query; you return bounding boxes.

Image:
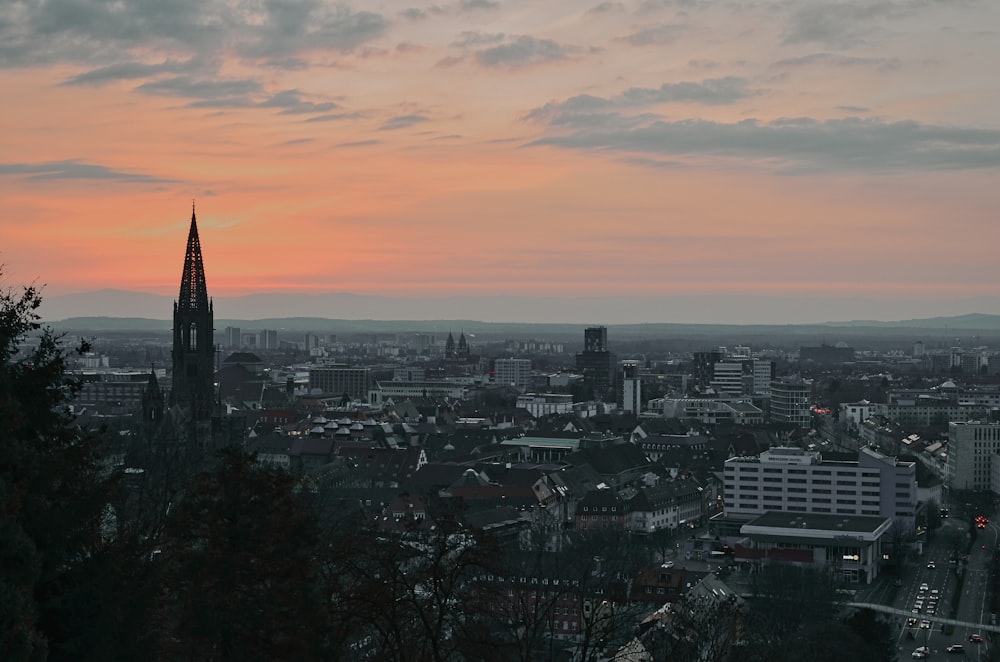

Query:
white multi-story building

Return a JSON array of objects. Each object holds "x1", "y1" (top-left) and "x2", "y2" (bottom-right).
[
  {"x1": 516, "y1": 393, "x2": 574, "y2": 417},
  {"x1": 842, "y1": 400, "x2": 877, "y2": 430},
  {"x1": 494, "y1": 357, "x2": 532, "y2": 392},
  {"x1": 709, "y1": 358, "x2": 773, "y2": 398},
  {"x1": 947, "y1": 421, "x2": 1000, "y2": 492},
  {"x1": 654, "y1": 397, "x2": 764, "y2": 426},
  {"x1": 723, "y1": 446, "x2": 917, "y2": 535},
  {"x1": 368, "y1": 380, "x2": 468, "y2": 406}
]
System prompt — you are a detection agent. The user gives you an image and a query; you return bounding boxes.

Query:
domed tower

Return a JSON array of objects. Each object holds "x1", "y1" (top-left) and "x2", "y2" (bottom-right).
[{"x1": 170, "y1": 204, "x2": 215, "y2": 422}]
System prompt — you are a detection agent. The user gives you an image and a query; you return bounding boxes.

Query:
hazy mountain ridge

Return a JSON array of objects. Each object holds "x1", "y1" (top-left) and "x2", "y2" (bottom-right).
[
  {"x1": 46, "y1": 316, "x2": 1000, "y2": 342},
  {"x1": 39, "y1": 288, "x2": 1000, "y2": 330}
]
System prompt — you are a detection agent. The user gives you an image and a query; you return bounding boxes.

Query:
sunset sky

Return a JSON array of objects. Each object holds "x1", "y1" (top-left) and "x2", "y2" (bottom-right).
[{"x1": 3, "y1": 0, "x2": 1000, "y2": 323}]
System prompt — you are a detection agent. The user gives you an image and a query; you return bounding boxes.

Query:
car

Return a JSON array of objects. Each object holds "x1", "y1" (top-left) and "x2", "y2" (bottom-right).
[
  {"x1": 919, "y1": 583, "x2": 929, "y2": 591},
  {"x1": 969, "y1": 634, "x2": 984, "y2": 643},
  {"x1": 978, "y1": 522, "x2": 986, "y2": 529},
  {"x1": 914, "y1": 600, "x2": 924, "y2": 609},
  {"x1": 927, "y1": 607, "x2": 936, "y2": 615},
  {"x1": 946, "y1": 644, "x2": 965, "y2": 654},
  {"x1": 660, "y1": 561, "x2": 675, "y2": 569},
  {"x1": 907, "y1": 617, "x2": 919, "y2": 627},
  {"x1": 912, "y1": 646, "x2": 930, "y2": 659},
  {"x1": 930, "y1": 589, "x2": 939, "y2": 596},
  {"x1": 927, "y1": 560, "x2": 936, "y2": 569},
  {"x1": 920, "y1": 620, "x2": 931, "y2": 629}
]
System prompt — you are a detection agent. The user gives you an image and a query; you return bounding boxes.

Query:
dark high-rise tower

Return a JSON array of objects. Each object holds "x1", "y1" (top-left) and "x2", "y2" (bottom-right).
[
  {"x1": 576, "y1": 326, "x2": 614, "y2": 387},
  {"x1": 171, "y1": 205, "x2": 215, "y2": 421}
]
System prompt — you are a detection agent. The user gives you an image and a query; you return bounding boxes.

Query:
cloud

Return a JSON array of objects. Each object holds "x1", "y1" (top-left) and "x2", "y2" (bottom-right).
[
  {"x1": 458, "y1": 0, "x2": 500, "y2": 10},
  {"x1": 400, "y1": 7, "x2": 428, "y2": 20},
  {"x1": 773, "y1": 52, "x2": 902, "y2": 70},
  {"x1": 337, "y1": 139, "x2": 380, "y2": 147},
  {"x1": 396, "y1": 42, "x2": 426, "y2": 54},
  {"x1": 0, "y1": 0, "x2": 387, "y2": 70},
  {"x1": 452, "y1": 31, "x2": 506, "y2": 48},
  {"x1": 780, "y1": 1, "x2": 916, "y2": 48},
  {"x1": 378, "y1": 114, "x2": 431, "y2": 130},
  {"x1": 618, "y1": 77, "x2": 761, "y2": 105},
  {"x1": 616, "y1": 24, "x2": 686, "y2": 46},
  {"x1": 233, "y1": 3, "x2": 388, "y2": 59},
  {"x1": 527, "y1": 112, "x2": 1000, "y2": 173},
  {"x1": 304, "y1": 112, "x2": 365, "y2": 123},
  {"x1": 524, "y1": 77, "x2": 761, "y2": 123},
  {"x1": 474, "y1": 36, "x2": 575, "y2": 69},
  {"x1": 0, "y1": 160, "x2": 176, "y2": 183},
  {"x1": 61, "y1": 58, "x2": 204, "y2": 86},
  {"x1": 136, "y1": 75, "x2": 262, "y2": 105},
  {"x1": 258, "y1": 89, "x2": 337, "y2": 114},
  {"x1": 588, "y1": 2, "x2": 625, "y2": 14}
]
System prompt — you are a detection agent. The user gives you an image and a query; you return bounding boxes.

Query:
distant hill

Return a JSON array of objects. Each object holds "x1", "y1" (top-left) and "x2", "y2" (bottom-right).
[
  {"x1": 38, "y1": 288, "x2": 1000, "y2": 330},
  {"x1": 824, "y1": 313, "x2": 1000, "y2": 330},
  {"x1": 46, "y1": 316, "x2": 1000, "y2": 345}
]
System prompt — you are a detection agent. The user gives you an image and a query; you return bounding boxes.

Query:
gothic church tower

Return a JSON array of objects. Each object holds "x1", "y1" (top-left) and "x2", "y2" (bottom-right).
[{"x1": 170, "y1": 205, "x2": 215, "y2": 421}]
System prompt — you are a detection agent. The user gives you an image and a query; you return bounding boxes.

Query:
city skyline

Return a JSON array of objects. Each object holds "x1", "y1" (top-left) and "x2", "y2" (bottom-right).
[{"x1": 3, "y1": 0, "x2": 1000, "y2": 323}]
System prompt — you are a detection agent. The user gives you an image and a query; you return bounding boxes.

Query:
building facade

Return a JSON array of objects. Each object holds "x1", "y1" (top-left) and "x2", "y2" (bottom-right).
[
  {"x1": 576, "y1": 326, "x2": 613, "y2": 387},
  {"x1": 494, "y1": 357, "x2": 532, "y2": 392},
  {"x1": 308, "y1": 366, "x2": 372, "y2": 399},
  {"x1": 770, "y1": 378, "x2": 812, "y2": 427},
  {"x1": 723, "y1": 446, "x2": 917, "y2": 535},
  {"x1": 947, "y1": 421, "x2": 1000, "y2": 492},
  {"x1": 621, "y1": 360, "x2": 641, "y2": 414}
]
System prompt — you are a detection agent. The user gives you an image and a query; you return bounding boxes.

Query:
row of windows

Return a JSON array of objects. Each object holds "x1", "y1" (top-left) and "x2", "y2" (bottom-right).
[{"x1": 731, "y1": 494, "x2": 878, "y2": 506}]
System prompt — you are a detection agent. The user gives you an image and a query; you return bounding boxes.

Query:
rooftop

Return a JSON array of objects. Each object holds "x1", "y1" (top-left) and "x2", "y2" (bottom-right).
[{"x1": 743, "y1": 511, "x2": 890, "y2": 534}]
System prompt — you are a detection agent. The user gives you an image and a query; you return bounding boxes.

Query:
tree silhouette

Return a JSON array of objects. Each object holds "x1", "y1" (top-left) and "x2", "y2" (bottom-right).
[
  {"x1": 0, "y1": 278, "x2": 116, "y2": 660},
  {"x1": 155, "y1": 448, "x2": 327, "y2": 661}
]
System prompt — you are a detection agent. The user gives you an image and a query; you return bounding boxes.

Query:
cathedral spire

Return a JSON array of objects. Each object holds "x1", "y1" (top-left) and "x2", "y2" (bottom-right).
[
  {"x1": 172, "y1": 204, "x2": 215, "y2": 423},
  {"x1": 178, "y1": 203, "x2": 209, "y2": 313}
]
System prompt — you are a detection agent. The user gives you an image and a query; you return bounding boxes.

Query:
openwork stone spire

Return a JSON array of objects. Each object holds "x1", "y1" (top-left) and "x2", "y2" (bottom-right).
[
  {"x1": 178, "y1": 203, "x2": 209, "y2": 312},
  {"x1": 171, "y1": 202, "x2": 215, "y2": 423}
]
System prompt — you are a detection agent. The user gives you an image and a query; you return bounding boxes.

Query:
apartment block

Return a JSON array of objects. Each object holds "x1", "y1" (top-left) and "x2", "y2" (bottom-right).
[
  {"x1": 494, "y1": 357, "x2": 532, "y2": 392},
  {"x1": 947, "y1": 421, "x2": 1000, "y2": 492},
  {"x1": 308, "y1": 366, "x2": 371, "y2": 399},
  {"x1": 723, "y1": 446, "x2": 917, "y2": 534}
]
